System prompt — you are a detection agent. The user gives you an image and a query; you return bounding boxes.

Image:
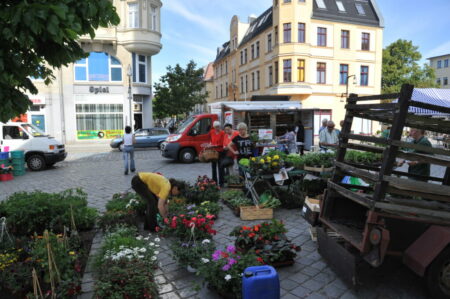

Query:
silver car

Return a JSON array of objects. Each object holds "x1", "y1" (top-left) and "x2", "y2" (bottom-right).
[{"x1": 110, "y1": 128, "x2": 170, "y2": 150}]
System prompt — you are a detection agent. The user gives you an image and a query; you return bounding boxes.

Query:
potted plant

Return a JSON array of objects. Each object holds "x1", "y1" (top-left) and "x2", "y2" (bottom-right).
[
  {"x1": 170, "y1": 238, "x2": 215, "y2": 271},
  {"x1": 225, "y1": 175, "x2": 244, "y2": 188}
]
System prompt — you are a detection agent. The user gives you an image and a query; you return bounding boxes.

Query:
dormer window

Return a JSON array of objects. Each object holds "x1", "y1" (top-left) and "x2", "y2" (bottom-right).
[
  {"x1": 355, "y1": 3, "x2": 366, "y2": 15},
  {"x1": 315, "y1": 0, "x2": 327, "y2": 9},
  {"x1": 336, "y1": 1, "x2": 346, "y2": 12}
]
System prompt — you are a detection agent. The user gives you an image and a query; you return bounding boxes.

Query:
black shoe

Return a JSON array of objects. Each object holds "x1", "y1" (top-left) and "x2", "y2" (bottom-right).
[
  {"x1": 131, "y1": 168, "x2": 136, "y2": 173},
  {"x1": 124, "y1": 170, "x2": 128, "y2": 175}
]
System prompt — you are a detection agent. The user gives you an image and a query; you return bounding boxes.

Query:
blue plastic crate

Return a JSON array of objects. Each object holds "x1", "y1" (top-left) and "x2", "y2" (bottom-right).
[
  {"x1": 242, "y1": 265, "x2": 280, "y2": 299},
  {"x1": 0, "y1": 152, "x2": 9, "y2": 160}
]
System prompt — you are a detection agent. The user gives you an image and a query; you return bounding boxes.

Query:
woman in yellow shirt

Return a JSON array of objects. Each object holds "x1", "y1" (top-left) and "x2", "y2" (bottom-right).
[{"x1": 131, "y1": 172, "x2": 185, "y2": 231}]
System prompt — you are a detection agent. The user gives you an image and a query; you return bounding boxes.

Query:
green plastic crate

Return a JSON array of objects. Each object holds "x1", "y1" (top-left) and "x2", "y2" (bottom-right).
[{"x1": 10, "y1": 151, "x2": 25, "y2": 159}]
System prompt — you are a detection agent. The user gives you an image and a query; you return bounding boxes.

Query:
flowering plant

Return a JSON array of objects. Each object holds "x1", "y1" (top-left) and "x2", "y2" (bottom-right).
[
  {"x1": 185, "y1": 176, "x2": 221, "y2": 204},
  {"x1": 196, "y1": 245, "x2": 261, "y2": 298},
  {"x1": 169, "y1": 201, "x2": 221, "y2": 219},
  {"x1": 249, "y1": 152, "x2": 285, "y2": 174},
  {"x1": 170, "y1": 238, "x2": 215, "y2": 269},
  {"x1": 162, "y1": 213, "x2": 217, "y2": 240}
]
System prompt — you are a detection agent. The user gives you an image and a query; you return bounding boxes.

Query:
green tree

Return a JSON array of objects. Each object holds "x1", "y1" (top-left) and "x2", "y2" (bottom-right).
[
  {"x1": 153, "y1": 61, "x2": 207, "y2": 120},
  {"x1": 0, "y1": 0, "x2": 120, "y2": 122},
  {"x1": 382, "y1": 39, "x2": 437, "y2": 94}
]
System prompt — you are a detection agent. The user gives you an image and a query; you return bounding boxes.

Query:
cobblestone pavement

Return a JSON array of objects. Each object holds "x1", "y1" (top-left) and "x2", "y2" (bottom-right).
[{"x1": 1, "y1": 148, "x2": 440, "y2": 298}]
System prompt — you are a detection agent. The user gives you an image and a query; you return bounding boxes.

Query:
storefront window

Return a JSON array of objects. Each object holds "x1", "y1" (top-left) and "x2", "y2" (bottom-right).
[
  {"x1": 76, "y1": 104, "x2": 124, "y2": 139},
  {"x1": 74, "y1": 53, "x2": 122, "y2": 82}
]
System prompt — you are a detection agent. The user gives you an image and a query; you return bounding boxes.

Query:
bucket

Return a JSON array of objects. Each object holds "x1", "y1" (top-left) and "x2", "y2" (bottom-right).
[
  {"x1": 0, "y1": 152, "x2": 9, "y2": 160},
  {"x1": 10, "y1": 151, "x2": 25, "y2": 159},
  {"x1": 242, "y1": 265, "x2": 280, "y2": 299}
]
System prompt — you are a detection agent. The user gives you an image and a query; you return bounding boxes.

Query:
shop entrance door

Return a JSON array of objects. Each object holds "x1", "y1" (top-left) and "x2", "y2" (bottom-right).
[
  {"x1": 134, "y1": 114, "x2": 142, "y2": 131},
  {"x1": 32, "y1": 115, "x2": 45, "y2": 132}
]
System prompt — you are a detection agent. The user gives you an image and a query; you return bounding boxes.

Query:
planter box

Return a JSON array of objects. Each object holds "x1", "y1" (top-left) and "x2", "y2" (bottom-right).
[
  {"x1": 302, "y1": 197, "x2": 321, "y2": 226},
  {"x1": 304, "y1": 165, "x2": 334, "y2": 173},
  {"x1": 240, "y1": 206, "x2": 273, "y2": 220},
  {"x1": 223, "y1": 200, "x2": 240, "y2": 216}
]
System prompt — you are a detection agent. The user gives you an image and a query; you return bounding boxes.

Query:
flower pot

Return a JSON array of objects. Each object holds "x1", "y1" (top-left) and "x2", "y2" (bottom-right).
[{"x1": 186, "y1": 265, "x2": 197, "y2": 273}]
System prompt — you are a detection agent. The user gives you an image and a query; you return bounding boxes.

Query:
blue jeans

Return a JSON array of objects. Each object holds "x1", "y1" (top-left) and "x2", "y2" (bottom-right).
[{"x1": 123, "y1": 145, "x2": 135, "y2": 171}]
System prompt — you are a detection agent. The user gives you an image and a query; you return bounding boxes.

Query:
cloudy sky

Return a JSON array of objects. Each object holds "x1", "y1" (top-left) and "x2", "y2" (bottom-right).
[{"x1": 152, "y1": 0, "x2": 450, "y2": 82}]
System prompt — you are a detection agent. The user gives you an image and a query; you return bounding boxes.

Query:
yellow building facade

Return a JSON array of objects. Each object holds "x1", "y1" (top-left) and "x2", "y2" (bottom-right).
[{"x1": 213, "y1": 0, "x2": 384, "y2": 135}]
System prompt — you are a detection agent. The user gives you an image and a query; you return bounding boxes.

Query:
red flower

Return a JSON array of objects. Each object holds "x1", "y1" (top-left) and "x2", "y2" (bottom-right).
[
  {"x1": 180, "y1": 214, "x2": 185, "y2": 218},
  {"x1": 255, "y1": 249, "x2": 261, "y2": 254},
  {"x1": 248, "y1": 233, "x2": 256, "y2": 238},
  {"x1": 155, "y1": 226, "x2": 161, "y2": 232},
  {"x1": 192, "y1": 217, "x2": 197, "y2": 222},
  {"x1": 206, "y1": 214, "x2": 215, "y2": 220},
  {"x1": 253, "y1": 225, "x2": 260, "y2": 232},
  {"x1": 274, "y1": 235, "x2": 280, "y2": 241},
  {"x1": 257, "y1": 257, "x2": 264, "y2": 264},
  {"x1": 221, "y1": 252, "x2": 229, "y2": 258},
  {"x1": 164, "y1": 218, "x2": 169, "y2": 224}
]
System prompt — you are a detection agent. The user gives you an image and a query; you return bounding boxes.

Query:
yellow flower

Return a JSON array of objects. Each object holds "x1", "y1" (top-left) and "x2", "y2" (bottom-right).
[
  {"x1": 259, "y1": 159, "x2": 265, "y2": 164},
  {"x1": 69, "y1": 251, "x2": 76, "y2": 256},
  {"x1": 251, "y1": 157, "x2": 256, "y2": 162},
  {"x1": 273, "y1": 155, "x2": 280, "y2": 160},
  {"x1": 272, "y1": 162, "x2": 278, "y2": 167}
]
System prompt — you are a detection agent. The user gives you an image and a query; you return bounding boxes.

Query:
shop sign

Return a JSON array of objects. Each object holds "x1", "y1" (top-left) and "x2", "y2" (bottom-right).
[
  {"x1": 258, "y1": 129, "x2": 273, "y2": 140},
  {"x1": 29, "y1": 95, "x2": 46, "y2": 105},
  {"x1": 89, "y1": 86, "x2": 110, "y2": 94},
  {"x1": 224, "y1": 111, "x2": 233, "y2": 125},
  {"x1": 77, "y1": 130, "x2": 123, "y2": 140}
]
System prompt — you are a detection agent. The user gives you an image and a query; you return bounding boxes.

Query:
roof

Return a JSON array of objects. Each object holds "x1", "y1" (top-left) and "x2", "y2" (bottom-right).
[
  {"x1": 215, "y1": 41, "x2": 230, "y2": 63},
  {"x1": 395, "y1": 88, "x2": 450, "y2": 116},
  {"x1": 239, "y1": 7, "x2": 273, "y2": 47},
  {"x1": 209, "y1": 101, "x2": 302, "y2": 112},
  {"x1": 427, "y1": 54, "x2": 450, "y2": 60},
  {"x1": 203, "y1": 62, "x2": 214, "y2": 81},
  {"x1": 312, "y1": 0, "x2": 382, "y2": 27}
]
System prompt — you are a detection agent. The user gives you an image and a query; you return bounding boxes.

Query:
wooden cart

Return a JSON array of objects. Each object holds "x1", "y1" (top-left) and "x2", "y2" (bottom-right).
[{"x1": 318, "y1": 84, "x2": 450, "y2": 298}]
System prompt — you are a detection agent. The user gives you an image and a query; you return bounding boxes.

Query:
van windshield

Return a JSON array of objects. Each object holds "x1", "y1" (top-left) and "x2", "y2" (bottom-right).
[
  {"x1": 175, "y1": 116, "x2": 195, "y2": 134},
  {"x1": 21, "y1": 124, "x2": 47, "y2": 137}
]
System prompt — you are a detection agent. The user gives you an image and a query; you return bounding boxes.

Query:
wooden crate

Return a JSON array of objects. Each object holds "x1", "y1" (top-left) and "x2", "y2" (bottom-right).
[
  {"x1": 240, "y1": 206, "x2": 273, "y2": 220},
  {"x1": 304, "y1": 165, "x2": 334, "y2": 173}
]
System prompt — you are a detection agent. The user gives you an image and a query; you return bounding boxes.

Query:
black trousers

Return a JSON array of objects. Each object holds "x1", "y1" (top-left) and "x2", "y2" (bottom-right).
[
  {"x1": 211, "y1": 152, "x2": 225, "y2": 186},
  {"x1": 131, "y1": 175, "x2": 158, "y2": 231}
]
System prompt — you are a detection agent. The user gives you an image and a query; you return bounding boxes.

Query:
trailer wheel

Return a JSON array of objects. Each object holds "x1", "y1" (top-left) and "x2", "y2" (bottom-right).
[{"x1": 426, "y1": 247, "x2": 450, "y2": 299}]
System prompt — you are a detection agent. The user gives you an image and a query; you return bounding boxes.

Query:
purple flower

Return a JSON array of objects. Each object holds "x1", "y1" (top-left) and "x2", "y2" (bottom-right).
[
  {"x1": 187, "y1": 204, "x2": 196, "y2": 210},
  {"x1": 222, "y1": 264, "x2": 231, "y2": 271},
  {"x1": 181, "y1": 243, "x2": 189, "y2": 247},
  {"x1": 226, "y1": 245, "x2": 236, "y2": 254},
  {"x1": 228, "y1": 258, "x2": 237, "y2": 265},
  {"x1": 212, "y1": 250, "x2": 222, "y2": 261}
]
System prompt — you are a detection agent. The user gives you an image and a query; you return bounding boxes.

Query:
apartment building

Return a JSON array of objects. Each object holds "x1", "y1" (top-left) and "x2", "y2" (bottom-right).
[
  {"x1": 213, "y1": 0, "x2": 384, "y2": 135},
  {"x1": 22, "y1": 0, "x2": 162, "y2": 143},
  {"x1": 429, "y1": 54, "x2": 450, "y2": 89}
]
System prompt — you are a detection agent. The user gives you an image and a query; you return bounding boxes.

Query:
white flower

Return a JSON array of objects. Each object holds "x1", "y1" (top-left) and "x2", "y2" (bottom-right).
[
  {"x1": 151, "y1": 256, "x2": 157, "y2": 261},
  {"x1": 154, "y1": 238, "x2": 161, "y2": 242},
  {"x1": 149, "y1": 242, "x2": 155, "y2": 246},
  {"x1": 136, "y1": 236, "x2": 143, "y2": 240},
  {"x1": 201, "y1": 258, "x2": 210, "y2": 264},
  {"x1": 155, "y1": 244, "x2": 160, "y2": 247},
  {"x1": 202, "y1": 239, "x2": 211, "y2": 244},
  {"x1": 224, "y1": 274, "x2": 232, "y2": 281},
  {"x1": 139, "y1": 248, "x2": 147, "y2": 253},
  {"x1": 138, "y1": 255, "x2": 144, "y2": 259},
  {"x1": 144, "y1": 237, "x2": 150, "y2": 241},
  {"x1": 154, "y1": 251, "x2": 159, "y2": 255}
]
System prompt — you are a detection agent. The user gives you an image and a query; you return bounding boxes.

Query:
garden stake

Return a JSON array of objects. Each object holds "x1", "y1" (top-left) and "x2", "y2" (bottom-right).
[
  {"x1": 32, "y1": 267, "x2": 44, "y2": 299},
  {"x1": 44, "y1": 230, "x2": 61, "y2": 299},
  {"x1": 70, "y1": 204, "x2": 78, "y2": 235},
  {"x1": 0, "y1": 217, "x2": 13, "y2": 245}
]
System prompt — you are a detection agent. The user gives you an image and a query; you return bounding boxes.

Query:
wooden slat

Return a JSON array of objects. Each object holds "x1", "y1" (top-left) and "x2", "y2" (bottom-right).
[
  {"x1": 375, "y1": 202, "x2": 450, "y2": 221},
  {"x1": 319, "y1": 218, "x2": 364, "y2": 250},
  {"x1": 347, "y1": 92, "x2": 400, "y2": 102},
  {"x1": 342, "y1": 143, "x2": 384, "y2": 154},
  {"x1": 344, "y1": 134, "x2": 389, "y2": 145},
  {"x1": 335, "y1": 161, "x2": 379, "y2": 182},
  {"x1": 391, "y1": 140, "x2": 450, "y2": 157},
  {"x1": 410, "y1": 100, "x2": 450, "y2": 115},
  {"x1": 328, "y1": 181, "x2": 373, "y2": 208},
  {"x1": 345, "y1": 103, "x2": 398, "y2": 111},
  {"x1": 386, "y1": 185, "x2": 450, "y2": 202},
  {"x1": 383, "y1": 175, "x2": 450, "y2": 197},
  {"x1": 396, "y1": 151, "x2": 450, "y2": 167},
  {"x1": 385, "y1": 197, "x2": 450, "y2": 212}
]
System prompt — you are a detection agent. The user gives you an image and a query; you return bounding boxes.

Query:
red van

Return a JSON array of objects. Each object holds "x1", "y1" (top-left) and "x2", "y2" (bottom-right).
[{"x1": 161, "y1": 114, "x2": 219, "y2": 163}]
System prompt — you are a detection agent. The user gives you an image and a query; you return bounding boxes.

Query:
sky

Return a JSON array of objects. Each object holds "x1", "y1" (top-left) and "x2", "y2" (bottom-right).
[{"x1": 152, "y1": 0, "x2": 450, "y2": 83}]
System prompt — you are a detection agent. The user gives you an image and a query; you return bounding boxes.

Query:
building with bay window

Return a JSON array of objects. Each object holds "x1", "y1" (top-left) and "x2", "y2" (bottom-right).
[
  {"x1": 212, "y1": 0, "x2": 384, "y2": 136},
  {"x1": 24, "y1": 0, "x2": 162, "y2": 143}
]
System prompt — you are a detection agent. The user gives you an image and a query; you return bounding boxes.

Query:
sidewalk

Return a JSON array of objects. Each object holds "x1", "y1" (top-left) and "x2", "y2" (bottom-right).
[{"x1": 65, "y1": 141, "x2": 112, "y2": 153}]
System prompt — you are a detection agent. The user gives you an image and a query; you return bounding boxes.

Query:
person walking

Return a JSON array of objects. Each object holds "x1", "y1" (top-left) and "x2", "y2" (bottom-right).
[
  {"x1": 209, "y1": 121, "x2": 225, "y2": 187},
  {"x1": 295, "y1": 121, "x2": 305, "y2": 155},
  {"x1": 222, "y1": 123, "x2": 239, "y2": 176},
  {"x1": 131, "y1": 172, "x2": 185, "y2": 231},
  {"x1": 123, "y1": 126, "x2": 136, "y2": 175}
]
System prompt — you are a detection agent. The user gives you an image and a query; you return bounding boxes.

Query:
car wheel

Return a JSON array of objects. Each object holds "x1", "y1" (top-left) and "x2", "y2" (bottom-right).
[
  {"x1": 158, "y1": 142, "x2": 164, "y2": 150},
  {"x1": 27, "y1": 154, "x2": 46, "y2": 171},
  {"x1": 426, "y1": 247, "x2": 450, "y2": 299},
  {"x1": 179, "y1": 148, "x2": 195, "y2": 163}
]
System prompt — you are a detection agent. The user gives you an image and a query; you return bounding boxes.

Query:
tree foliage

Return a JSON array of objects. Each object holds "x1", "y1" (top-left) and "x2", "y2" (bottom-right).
[
  {"x1": 382, "y1": 39, "x2": 437, "y2": 94},
  {"x1": 153, "y1": 61, "x2": 207, "y2": 119},
  {"x1": 0, "y1": 0, "x2": 120, "y2": 122}
]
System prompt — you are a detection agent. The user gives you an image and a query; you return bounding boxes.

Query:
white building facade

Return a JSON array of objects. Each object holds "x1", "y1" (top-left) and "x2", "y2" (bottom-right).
[
  {"x1": 429, "y1": 54, "x2": 450, "y2": 89},
  {"x1": 26, "y1": 0, "x2": 162, "y2": 143}
]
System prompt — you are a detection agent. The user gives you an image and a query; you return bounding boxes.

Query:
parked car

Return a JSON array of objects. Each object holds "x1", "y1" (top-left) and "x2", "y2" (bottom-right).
[
  {"x1": 161, "y1": 114, "x2": 218, "y2": 163},
  {"x1": 110, "y1": 128, "x2": 170, "y2": 150},
  {"x1": 0, "y1": 122, "x2": 66, "y2": 171}
]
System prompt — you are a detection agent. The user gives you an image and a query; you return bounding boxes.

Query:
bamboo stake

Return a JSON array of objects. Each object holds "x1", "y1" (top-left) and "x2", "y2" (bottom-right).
[
  {"x1": 44, "y1": 230, "x2": 61, "y2": 299},
  {"x1": 32, "y1": 268, "x2": 44, "y2": 299}
]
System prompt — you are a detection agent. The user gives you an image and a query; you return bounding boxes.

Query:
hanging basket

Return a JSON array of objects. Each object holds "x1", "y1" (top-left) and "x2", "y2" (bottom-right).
[{"x1": 199, "y1": 149, "x2": 219, "y2": 163}]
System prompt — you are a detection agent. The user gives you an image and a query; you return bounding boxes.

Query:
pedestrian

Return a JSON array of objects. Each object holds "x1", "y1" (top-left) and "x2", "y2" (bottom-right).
[
  {"x1": 209, "y1": 121, "x2": 225, "y2": 187},
  {"x1": 222, "y1": 123, "x2": 239, "y2": 176},
  {"x1": 398, "y1": 128, "x2": 432, "y2": 181},
  {"x1": 319, "y1": 118, "x2": 328, "y2": 133},
  {"x1": 131, "y1": 172, "x2": 185, "y2": 231},
  {"x1": 228, "y1": 122, "x2": 254, "y2": 160},
  {"x1": 123, "y1": 126, "x2": 136, "y2": 175},
  {"x1": 319, "y1": 121, "x2": 339, "y2": 152},
  {"x1": 278, "y1": 126, "x2": 297, "y2": 154},
  {"x1": 295, "y1": 121, "x2": 305, "y2": 155}
]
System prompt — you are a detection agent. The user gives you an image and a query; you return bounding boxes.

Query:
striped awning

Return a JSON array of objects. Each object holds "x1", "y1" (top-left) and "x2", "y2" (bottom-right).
[{"x1": 408, "y1": 88, "x2": 450, "y2": 115}]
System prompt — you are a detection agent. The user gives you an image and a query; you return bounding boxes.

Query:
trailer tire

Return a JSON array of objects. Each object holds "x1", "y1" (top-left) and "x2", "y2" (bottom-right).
[{"x1": 426, "y1": 247, "x2": 450, "y2": 299}]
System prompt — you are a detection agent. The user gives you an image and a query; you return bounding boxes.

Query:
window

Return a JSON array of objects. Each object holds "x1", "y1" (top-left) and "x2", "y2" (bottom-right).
[
  {"x1": 361, "y1": 32, "x2": 370, "y2": 51},
  {"x1": 360, "y1": 65, "x2": 369, "y2": 86},
  {"x1": 274, "y1": 26, "x2": 278, "y2": 45},
  {"x1": 76, "y1": 104, "x2": 124, "y2": 135},
  {"x1": 226, "y1": 82, "x2": 229, "y2": 96},
  {"x1": 190, "y1": 118, "x2": 211, "y2": 136},
  {"x1": 297, "y1": 59, "x2": 305, "y2": 82},
  {"x1": 216, "y1": 86, "x2": 218, "y2": 99},
  {"x1": 339, "y1": 64, "x2": 348, "y2": 85},
  {"x1": 252, "y1": 72, "x2": 255, "y2": 91},
  {"x1": 283, "y1": 59, "x2": 292, "y2": 82},
  {"x1": 244, "y1": 49, "x2": 248, "y2": 63},
  {"x1": 256, "y1": 71, "x2": 260, "y2": 89},
  {"x1": 220, "y1": 84, "x2": 223, "y2": 97},
  {"x1": 336, "y1": 1, "x2": 346, "y2": 12},
  {"x1": 284, "y1": 0, "x2": 292, "y2": 2},
  {"x1": 251, "y1": 44, "x2": 255, "y2": 60},
  {"x1": 150, "y1": 6, "x2": 157, "y2": 31},
  {"x1": 317, "y1": 62, "x2": 326, "y2": 84},
  {"x1": 132, "y1": 53, "x2": 147, "y2": 83},
  {"x1": 240, "y1": 76, "x2": 244, "y2": 92},
  {"x1": 283, "y1": 23, "x2": 291, "y2": 43},
  {"x1": 245, "y1": 75, "x2": 248, "y2": 92},
  {"x1": 444, "y1": 77, "x2": 448, "y2": 85},
  {"x1": 274, "y1": 62, "x2": 279, "y2": 84},
  {"x1": 256, "y1": 41, "x2": 260, "y2": 58},
  {"x1": 437, "y1": 78, "x2": 441, "y2": 85},
  {"x1": 355, "y1": 3, "x2": 365, "y2": 15},
  {"x1": 299, "y1": 0, "x2": 305, "y2": 2},
  {"x1": 268, "y1": 34, "x2": 272, "y2": 51},
  {"x1": 317, "y1": 27, "x2": 327, "y2": 47},
  {"x1": 437, "y1": 60, "x2": 442, "y2": 69},
  {"x1": 225, "y1": 61, "x2": 228, "y2": 74},
  {"x1": 268, "y1": 66, "x2": 273, "y2": 86},
  {"x1": 315, "y1": 0, "x2": 327, "y2": 9},
  {"x1": 240, "y1": 51, "x2": 244, "y2": 65},
  {"x1": 298, "y1": 23, "x2": 305, "y2": 43},
  {"x1": 2, "y1": 126, "x2": 26, "y2": 140},
  {"x1": 445, "y1": 59, "x2": 449, "y2": 68},
  {"x1": 341, "y1": 30, "x2": 349, "y2": 49},
  {"x1": 74, "y1": 53, "x2": 122, "y2": 82},
  {"x1": 128, "y1": 3, "x2": 139, "y2": 28}
]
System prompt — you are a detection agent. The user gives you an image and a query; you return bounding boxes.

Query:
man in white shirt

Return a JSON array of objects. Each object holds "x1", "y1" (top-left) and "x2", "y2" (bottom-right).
[
  {"x1": 319, "y1": 121, "x2": 339, "y2": 151},
  {"x1": 319, "y1": 118, "x2": 328, "y2": 133}
]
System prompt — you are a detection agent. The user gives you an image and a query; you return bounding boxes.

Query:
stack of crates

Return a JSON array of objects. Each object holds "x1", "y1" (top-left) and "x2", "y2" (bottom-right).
[
  {"x1": 10, "y1": 150, "x2": 26, "y2": 176},
  {"x1": 0, "y1": 151, "x2": 10, "y2": 168}
]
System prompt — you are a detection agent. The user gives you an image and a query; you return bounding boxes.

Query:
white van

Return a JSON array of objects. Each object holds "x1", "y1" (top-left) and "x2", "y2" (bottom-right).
[{"x1": 0, "y1": 122, "x2": 67, "y2": 171}]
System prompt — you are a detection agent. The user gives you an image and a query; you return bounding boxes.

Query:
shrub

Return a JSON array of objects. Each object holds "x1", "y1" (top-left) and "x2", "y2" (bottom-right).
[
  {"x1": 185, "y1": 176, "x2": 220, "y2": 204},
  {"x1": 0, "y1": 189, "x2": 97, "y2": 236},
  {"x1": 162, "y1": 214, "x2": 217, "y2": 241},
  {"x1": 106, "y1": 192, "x2": 146, "y2": 215},
  {"x1": 221, "y1": 189, "x2": 245, "y2": 202}
]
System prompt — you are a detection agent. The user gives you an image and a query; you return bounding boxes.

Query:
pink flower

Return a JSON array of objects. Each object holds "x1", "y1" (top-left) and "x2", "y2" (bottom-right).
[
  {"x1": 222, "y1": 264, "x2": 231, "y2": 271},
  {"x1": 226, "y1": 245, "x2": 236, "y2": 254},
  {"x1": 212, "y1": 250, "x2": 222, "y2": 261}
]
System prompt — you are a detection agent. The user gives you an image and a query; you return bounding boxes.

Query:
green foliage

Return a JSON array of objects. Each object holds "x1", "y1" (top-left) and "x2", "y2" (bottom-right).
[
  {"x1": 0, "y1": 189, "x2": 97, "y2": 236},
  {"x1": 98, "y1": 211, "x2": 137, "y2": 232},
  {"x1": 229, "y1": 196, "x2": 254, "y2": 208},
  {"x1": 153, "y1": 60, "x2": 207, "y2": 119},
  {"x1": 382, "y1": 39, "x2": 438, "y2": 94},
  {"x1": 225, "y1": 175, "x2": 242, "y2": 185},
  {"x1": 170, "y1": 239, "x2": 215, "y2": 269},
  {"x1": 345, "y1": 150, "x2": 382, "y2": 165},
  {"x1": 106, "y1": 192, "x2": 145, "y2": 215},
  {"x1": 302, "y1": 152, "x2": 335, "y2": 168},
  {"x1": 259, "y1": 192, "x2": 281, "y2": 209},
  {"x1": 0, "y1": 0, "x2": 120, "y2": 122},
  {"x1": 221, "y1": 189, "x2": 245, "y2": 201}
]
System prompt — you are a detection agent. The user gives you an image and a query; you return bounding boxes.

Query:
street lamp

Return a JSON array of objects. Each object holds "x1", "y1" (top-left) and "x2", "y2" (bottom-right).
[
  {"x1": 341, "y1": 74, "x2": 357, "y2": 102},
  {"x1": 127, "y1": 64, "x2": 133, "y2": 127}
]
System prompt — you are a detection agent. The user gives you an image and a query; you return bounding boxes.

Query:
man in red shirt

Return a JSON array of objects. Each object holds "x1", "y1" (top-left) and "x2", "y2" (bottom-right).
[{"x1": 209, "y1": 121, "x2": 225, "y2": 186}]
